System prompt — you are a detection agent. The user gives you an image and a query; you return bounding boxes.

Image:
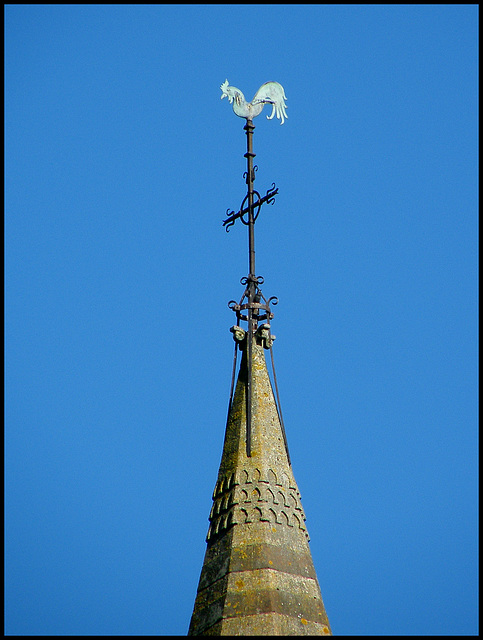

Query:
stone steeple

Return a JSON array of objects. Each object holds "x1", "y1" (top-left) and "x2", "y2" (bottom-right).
[
  {"x1": 188, "y1": 327, "x2": 332, "y2": 635},
  {"x1": 189, "y1": 88, "x2": 332, "y2": 635}
]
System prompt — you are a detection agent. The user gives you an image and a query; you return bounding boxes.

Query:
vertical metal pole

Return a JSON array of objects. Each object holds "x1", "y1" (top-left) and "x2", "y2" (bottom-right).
[
  {"x1": 245, "y1": 120, "x2": 256, "y2": 278},
  {"x1": 244, "y1": 120, "x2": 256, "y2": 457}
]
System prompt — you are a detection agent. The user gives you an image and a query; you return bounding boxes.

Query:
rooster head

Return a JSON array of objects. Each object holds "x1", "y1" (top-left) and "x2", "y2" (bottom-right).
[{"x1": 220, "y1": 79, "x2": 231, "y2": 101}]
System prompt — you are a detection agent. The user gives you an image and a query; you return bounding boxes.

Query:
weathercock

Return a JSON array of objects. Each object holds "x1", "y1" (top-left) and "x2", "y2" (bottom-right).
[{"x1": 220, "y1": 79, "x2": 287, "y2": 125}]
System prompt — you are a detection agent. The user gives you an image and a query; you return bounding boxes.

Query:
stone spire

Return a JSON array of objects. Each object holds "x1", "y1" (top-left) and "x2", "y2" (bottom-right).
[
  {"x1": 188, "y1": 88, "x2": 332, "y2": 635},
  {"x1": 188, "y1": 326, "x2": 331, "y2": 635}
]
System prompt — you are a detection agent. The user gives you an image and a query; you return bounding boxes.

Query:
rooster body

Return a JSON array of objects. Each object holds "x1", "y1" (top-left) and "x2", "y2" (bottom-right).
[{"x1": 220, "y1": 80, "x2": 287, "y2": 125}]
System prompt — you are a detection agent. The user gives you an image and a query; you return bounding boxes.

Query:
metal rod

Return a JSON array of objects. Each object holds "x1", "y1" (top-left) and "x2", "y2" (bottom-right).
[
  {"x1": 245, "y1": 120, "x2": 256, "y2": 278},
  {"x1": 244, "y1": 120, "x2": 256, "y2": 458},
  {"x1": 226, "y1": 341, "x2": 238, "y2": 427},
  {"x1": 246, "y1": 327, "x2": 252, "y2": 457},
  {"x1": 269, "y1": 345, "x2": 291, "y2": 466}
]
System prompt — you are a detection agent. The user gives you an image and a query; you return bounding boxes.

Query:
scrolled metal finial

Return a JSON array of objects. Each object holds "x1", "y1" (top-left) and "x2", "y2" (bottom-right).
[
  {"x1": 223, "y1": 208, "x2": 236, "y2": 232},
  {"x1": 240, "y1": 275, "x2": 264, "y2": 287},
  {"x1": 244, "y1": 165, "x2": 258, "y2": 185},
  {"x1": 220, "y1": 80, "x2": 287, "y2": 125},
  {"x1": 266, "y1": 183, "x2": 278, "y2": 205}
]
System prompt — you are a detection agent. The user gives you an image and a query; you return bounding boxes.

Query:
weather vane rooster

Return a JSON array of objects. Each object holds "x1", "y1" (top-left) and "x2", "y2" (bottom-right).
[{"x1": 220, "y1": 79, "x2": 287, "y2": 124}]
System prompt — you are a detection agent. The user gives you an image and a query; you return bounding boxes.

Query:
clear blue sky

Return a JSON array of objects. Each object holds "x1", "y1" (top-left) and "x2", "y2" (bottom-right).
[{"x1": 5, "y1": 4, "x2": 478, "y2": 636}]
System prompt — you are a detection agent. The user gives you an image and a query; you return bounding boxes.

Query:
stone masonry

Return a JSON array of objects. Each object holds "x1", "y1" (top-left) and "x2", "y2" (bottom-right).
[{"x1": 188, "y1": 329, "x2": 332, "y2": 636}]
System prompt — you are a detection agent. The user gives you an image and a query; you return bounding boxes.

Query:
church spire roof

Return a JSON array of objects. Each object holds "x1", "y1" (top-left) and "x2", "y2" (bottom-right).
[
  {"x1": 188, "y1": 84, "x2": 332, "y2": 635},
  {"x1": 188, "y1": 328, "x2": 331, "y2": 635}
]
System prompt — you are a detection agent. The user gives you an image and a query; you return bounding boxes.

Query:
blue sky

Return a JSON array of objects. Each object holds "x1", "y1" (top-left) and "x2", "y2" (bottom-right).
[{"x1": 5, "y1": 4, "x2": 478, "y2": 636}]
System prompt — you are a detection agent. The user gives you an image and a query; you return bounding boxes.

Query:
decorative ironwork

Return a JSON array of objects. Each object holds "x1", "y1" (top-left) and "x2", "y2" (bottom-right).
[
  {"x1": 221, "y1": 81, "x2": 287, "y2": 458},
  {"x1": 223, "y1": 183, "x2": 278, "y2": 231},
  {"x1": 228, "y1": 276, "x2": 278, "y2": 324}
]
